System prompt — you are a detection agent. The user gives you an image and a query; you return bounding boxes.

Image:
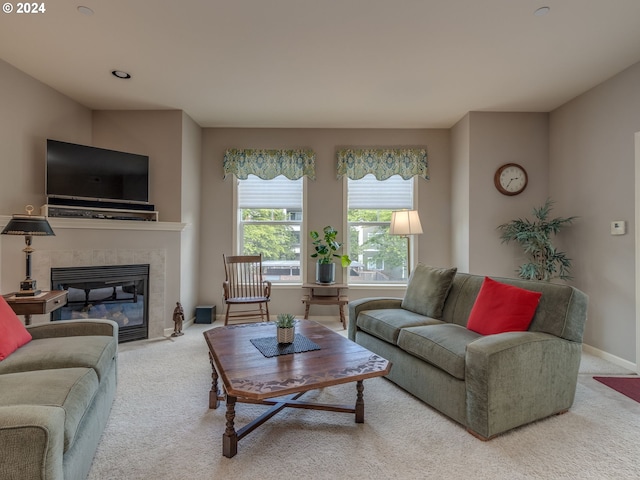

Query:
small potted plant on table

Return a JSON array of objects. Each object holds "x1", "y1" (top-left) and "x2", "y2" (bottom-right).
[
  {"x1": 274, "y1": 313, "x2": 296, "y2": 344},
  {"x1": 310, "y1": 226, "x2": 352, "y2": 284}
]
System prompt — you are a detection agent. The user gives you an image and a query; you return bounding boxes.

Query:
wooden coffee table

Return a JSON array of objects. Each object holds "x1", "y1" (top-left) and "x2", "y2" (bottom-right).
[{"x1": 203, "y1": 319, "x2": 391, "y2": 458}]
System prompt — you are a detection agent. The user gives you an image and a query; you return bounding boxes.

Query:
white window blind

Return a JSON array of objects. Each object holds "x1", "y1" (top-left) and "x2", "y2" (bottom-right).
[
  {"x1": 347, "y1": 174, "x2": 413, "y2": 210},
  {"x1": 238, "y1": 175, "x2": 302, "y2": 209}
]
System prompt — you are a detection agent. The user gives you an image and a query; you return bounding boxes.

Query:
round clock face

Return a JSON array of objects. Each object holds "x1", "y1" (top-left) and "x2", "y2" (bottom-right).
[{"x1": 494, "y1": 163, "x2": 528, "y2": 196}]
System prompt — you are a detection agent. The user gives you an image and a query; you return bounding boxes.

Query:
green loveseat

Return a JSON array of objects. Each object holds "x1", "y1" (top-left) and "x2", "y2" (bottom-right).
[
  {"x1": 0, "y1": 319, "x2": 118, "y2": 480},
  {"x1": 348, "y1": 269, "x2": 588, "y2": 439}
]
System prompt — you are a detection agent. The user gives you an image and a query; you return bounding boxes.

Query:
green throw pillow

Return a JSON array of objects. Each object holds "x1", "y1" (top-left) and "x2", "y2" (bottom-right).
[{"x1": 401, "y1": 264, "x2": 457, "y2": 318}]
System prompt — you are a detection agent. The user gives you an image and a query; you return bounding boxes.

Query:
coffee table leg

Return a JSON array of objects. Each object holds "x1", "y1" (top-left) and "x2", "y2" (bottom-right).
[
  {"x1": 208, "y1": 352, "x2": 221, "y2": 409},
  {"x1": 223, "y1": 395, "x2": 238, "y2": 458},
  {"x1": 355, "y1": 380, "x2": 364, "y2": 423}
]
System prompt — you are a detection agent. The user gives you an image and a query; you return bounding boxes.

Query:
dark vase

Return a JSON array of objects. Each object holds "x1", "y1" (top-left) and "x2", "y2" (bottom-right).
[{"x1": 316, "y1": 263, "x2": 335, "y2": 284}]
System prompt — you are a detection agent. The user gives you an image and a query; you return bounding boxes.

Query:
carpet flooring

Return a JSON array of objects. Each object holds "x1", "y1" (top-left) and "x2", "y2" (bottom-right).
[
  {"x1": 594, "y1": 376, "x2": 640, "y2": 404},
  {"x1": 87, "y1": 322, "x2": 640, "y2": 480}
]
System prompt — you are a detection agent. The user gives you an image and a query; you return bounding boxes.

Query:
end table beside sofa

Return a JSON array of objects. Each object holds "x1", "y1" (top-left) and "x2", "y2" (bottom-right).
[{"x1": 349, "y1": 265, "x2": 588, "y2": 440}]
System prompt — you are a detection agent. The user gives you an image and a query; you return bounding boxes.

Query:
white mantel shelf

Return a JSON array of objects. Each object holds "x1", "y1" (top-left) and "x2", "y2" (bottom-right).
[{"x1": 0, "y1": 215, "x2": 187, "y2": 232}]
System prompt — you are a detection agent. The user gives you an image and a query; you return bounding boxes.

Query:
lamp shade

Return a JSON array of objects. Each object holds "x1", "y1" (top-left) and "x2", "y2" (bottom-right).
[
  {"x1": 390, "y1": 210, "x2": 423, "y2": 236},
  {"x1": 1, "y1": 214, "x2": 55, "y2": 236}
]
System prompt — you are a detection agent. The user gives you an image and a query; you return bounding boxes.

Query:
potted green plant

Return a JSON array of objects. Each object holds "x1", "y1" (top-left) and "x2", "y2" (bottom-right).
[
  {"x1": 309, "y1": 226, "x2": 352, "y2": 284},
  {"x1": 274, "y1": 313, "x2": 296, "y2": 344},
  {"x1": 497, "y1": 198, "x2": 577, "y2": 281}
]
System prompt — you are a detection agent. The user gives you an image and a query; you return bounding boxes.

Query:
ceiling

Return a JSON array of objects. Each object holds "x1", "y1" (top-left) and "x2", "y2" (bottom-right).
[{"x1": 2, "y1": 0, "x2": 640, "y2": 129}]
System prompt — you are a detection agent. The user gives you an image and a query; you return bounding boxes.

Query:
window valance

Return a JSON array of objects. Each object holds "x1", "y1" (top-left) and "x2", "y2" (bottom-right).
[
  {"x1": 336, "y1": 148, "x2": 428, "y2": 180},
  {"x1": 223, "y1": 148, "x2": 316, "y2": 180}
]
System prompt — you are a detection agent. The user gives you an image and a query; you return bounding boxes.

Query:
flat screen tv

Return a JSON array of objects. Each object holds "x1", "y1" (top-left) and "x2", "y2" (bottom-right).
[{"x1": 46, "y1": 139, "x2": 149, "y2": 204}]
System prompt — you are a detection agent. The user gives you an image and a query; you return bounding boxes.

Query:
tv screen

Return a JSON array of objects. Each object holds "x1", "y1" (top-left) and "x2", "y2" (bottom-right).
[{"x1": 46, "y1": 139, "x2": 149, "y2": 204}]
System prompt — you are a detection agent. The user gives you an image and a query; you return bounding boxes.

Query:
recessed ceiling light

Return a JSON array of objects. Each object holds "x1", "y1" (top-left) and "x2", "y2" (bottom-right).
[
  {"x1": 534, "y1": 6, "x2": 550, "y2": 16},
  {"x1": 77, "y1": 6, "x2": 94, "y2": 15},
  {"x1": 111, "y1": 70, "x2": 132, "y2": 79}
]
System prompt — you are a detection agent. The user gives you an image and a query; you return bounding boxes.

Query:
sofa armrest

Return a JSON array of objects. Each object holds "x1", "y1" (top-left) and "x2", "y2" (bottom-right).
[
  {"x1": 27, "y1": 319, "x2": 118, "y2": 341},
  {"x1": 465, "y1": 331, "x2": 582, "y2": 439},
  {"x1": 348, "y1": 297, "x2": 403, "y2": 341},
  {"x1": 0, "y1": 405, "x2": 65, "y2": 480}
]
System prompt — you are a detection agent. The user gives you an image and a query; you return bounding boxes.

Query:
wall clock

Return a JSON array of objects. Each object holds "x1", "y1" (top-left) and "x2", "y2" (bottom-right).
[{"x1": 494, "y1": 163, "x2": 528, "y2": 196}]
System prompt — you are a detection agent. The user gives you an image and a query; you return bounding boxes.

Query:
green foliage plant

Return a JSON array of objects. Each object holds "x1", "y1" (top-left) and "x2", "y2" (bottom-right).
[
  {"x1": 241, "y1": 208, "x2": 298, "y2": 261},
  {"x1": 309, "y1": 226, "x2": 352, "y2": 267},
  {"x1": 347, "y1": 209, "x2": 406, "y2": 270},
  {"x1": 274, "y1": 313, "x2": 296, "y2": 328},
  {"x1": 497, "y1": 198, "x2": 577, "y2": 281}
]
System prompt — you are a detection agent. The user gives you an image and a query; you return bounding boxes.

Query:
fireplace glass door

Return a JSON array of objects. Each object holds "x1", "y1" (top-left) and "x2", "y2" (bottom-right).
[{"x1": 51, "y1": 264, "x2": 149, "y2": 342}]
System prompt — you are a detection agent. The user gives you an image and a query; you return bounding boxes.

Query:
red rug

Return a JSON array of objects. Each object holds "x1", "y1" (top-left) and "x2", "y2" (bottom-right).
[{"x1": 594, "y1": 376, "x2": 640, "y2": 403}]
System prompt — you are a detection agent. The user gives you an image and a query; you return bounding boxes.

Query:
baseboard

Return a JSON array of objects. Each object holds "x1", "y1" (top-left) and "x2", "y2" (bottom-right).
[
  {"x1": 206, "y1": 314, "x2": 346, "y2": 332},
  {"x1": 164, "y1": 317, "x2": 195, "y2": 337},
  {"x1": 582, "y1": 343, "x2": 637, "y2": 373},
  {"x1": 213, "y1": 314, "x2": 343, "y2": 322}
]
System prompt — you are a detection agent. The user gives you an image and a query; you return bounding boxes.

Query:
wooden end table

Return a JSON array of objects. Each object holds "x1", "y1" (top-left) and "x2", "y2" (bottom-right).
[
  {"x1": 2, "y1": 290, "x2": 68, "y2": 325},
  {"x1": 203, "y1": 319, "x2": 391, "y2": 458},
  {"x1": 302, "y1": 282, "x2": 348, "y2": 329}
]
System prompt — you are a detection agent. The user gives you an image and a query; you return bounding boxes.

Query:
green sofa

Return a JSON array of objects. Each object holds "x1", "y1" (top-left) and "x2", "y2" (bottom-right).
[
  {"x1": 348, "y1": 270, "x2": 588, "y2": 439},
  {"x1": 0, "y1": 319, "x2": 118, "y2": 480}
]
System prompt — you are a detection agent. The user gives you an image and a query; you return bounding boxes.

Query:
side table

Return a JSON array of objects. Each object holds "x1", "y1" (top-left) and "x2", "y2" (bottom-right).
[
  {"x1": 2, "y1": 290, "x2": 68, "y2": 325},
  {"x1": 301, "y1": 283, "x2": 348, "y2": 329}
]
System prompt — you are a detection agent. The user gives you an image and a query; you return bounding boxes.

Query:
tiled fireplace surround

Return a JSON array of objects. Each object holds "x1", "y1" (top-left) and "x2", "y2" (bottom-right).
[
  {"x1": 0, "y1": 215, "x2": 186, "y2": 338},
  {"x1": 34, "y1": 248, "x2": 167, "y2": 339}
]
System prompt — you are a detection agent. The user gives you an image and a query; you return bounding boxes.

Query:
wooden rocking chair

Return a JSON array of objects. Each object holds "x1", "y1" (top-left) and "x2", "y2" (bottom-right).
[{"x1": 222, "y1": 254, "x2": 271, "y2": 325}]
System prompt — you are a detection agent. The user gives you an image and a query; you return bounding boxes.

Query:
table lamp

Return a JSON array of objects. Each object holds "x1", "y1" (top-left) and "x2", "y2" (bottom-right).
[
  {"x1": 390, "y1": 210, "x2": 423, "y2": 277},
  {"x1": 1, "y1": 205, "x2": 55, "y2": 296}
]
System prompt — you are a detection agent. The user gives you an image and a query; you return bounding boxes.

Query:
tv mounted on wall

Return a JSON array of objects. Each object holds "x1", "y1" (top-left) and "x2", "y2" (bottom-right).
[{"x1": 46, "y1": 139, "x2": 149, "y2": 205}]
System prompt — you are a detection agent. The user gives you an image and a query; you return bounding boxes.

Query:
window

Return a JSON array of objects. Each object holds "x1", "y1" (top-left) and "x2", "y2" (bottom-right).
[
  {"x1": 237, "y1": 175, "x2": 303, "y2": 283},
  {"x1": 347, "y1": 174, "x2": 414, "y2": 284}
]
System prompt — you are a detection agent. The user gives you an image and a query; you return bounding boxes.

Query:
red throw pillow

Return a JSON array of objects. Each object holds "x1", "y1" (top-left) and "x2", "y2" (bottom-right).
[
  {"x1": 0, "y1": 296, "x2": 32, "y2": 361},
  {"x1": 467, "y1": 277, "x2": 542, "y2": 335}
]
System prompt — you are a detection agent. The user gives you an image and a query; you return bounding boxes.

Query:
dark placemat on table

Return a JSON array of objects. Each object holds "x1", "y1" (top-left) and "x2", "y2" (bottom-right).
[{"x1": 250, "y1": 334, "x2": 321, "y2": 358}]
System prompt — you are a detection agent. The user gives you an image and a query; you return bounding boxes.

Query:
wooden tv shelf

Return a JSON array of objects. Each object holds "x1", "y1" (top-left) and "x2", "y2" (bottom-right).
[{"x1": 41, "y1": 204, "x2": 159, "y2": 222}]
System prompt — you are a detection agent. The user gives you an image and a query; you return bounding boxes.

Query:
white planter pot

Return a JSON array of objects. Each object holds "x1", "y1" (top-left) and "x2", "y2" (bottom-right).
[{"x1": 276, "y1": 326, "x2": 295, "y2": 344}]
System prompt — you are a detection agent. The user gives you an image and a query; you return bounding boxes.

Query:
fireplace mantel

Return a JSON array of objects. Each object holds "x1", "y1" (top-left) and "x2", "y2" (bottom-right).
[{"x1": 0, "y1": 215, "x2": 187, "y2": 232}]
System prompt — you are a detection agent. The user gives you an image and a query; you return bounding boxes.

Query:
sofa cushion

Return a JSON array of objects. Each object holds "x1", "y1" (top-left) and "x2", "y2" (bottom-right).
[
  {"x1": 397, "y1": 324, "x2": 481, "y2": 380},
  {"x1": 0, "y1": 296, "x2": 32, "y2": 361},
  {"x1": 0, "y1": 367, "x2": 99, "y2": 453},
  {"x1": 466, "y1": 277, "x2": 542, "y2": 335},
  {"x1": 401, "y1": 264, "x2": 457, "y2": 319},
  {"x1": 0, "y1": 335, "x2": 116, "y2": 381},
  {"x1": 398, "y1": 323, "x2": 481, "y2": 380},
  {"x1": 357, "y1": 308, "x2": 444, "y2": 344}
]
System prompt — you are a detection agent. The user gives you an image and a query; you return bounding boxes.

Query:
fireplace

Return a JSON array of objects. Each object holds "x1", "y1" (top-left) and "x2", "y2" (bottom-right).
[{"x1": 51, "y1": 264, "x2": 149, "y2": 343}]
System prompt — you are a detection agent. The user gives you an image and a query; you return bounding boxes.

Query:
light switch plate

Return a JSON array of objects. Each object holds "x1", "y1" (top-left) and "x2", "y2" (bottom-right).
[{"x1": 611, "y1": 221, "x2": 626, "y2": 235}]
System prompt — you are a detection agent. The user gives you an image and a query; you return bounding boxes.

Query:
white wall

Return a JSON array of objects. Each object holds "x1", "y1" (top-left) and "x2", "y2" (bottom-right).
[
  {"x1": 180, "y1": 112, "x2": 202, "y2": 320},
  {"x1": 198, "y1": 128, "x2": 451, "y2": 318},
  {"x1": 0, "y1": 59, "x2": 92, "y2": 292},
  {"x1": 451, "y1": 112, "x2": 550, "y2": 277},
  {"x1": 0, "y1": 60, "x2": 93, "y2": 216},
  {"x1": 92, "y1": 110, "x2": 184, "y2": 223},
  {"x1": 451, "y1": 114, "x2": 470, "y2": 271},
  {"x1": 550, "y1": 61, "x2": 640, "y2": 364},
  {"x1": 467, "y1": 112, "x2": 550, "y2": 277}
]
